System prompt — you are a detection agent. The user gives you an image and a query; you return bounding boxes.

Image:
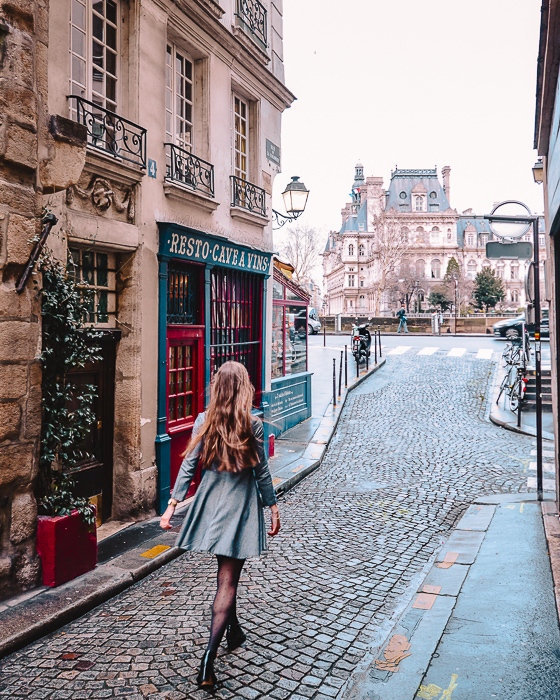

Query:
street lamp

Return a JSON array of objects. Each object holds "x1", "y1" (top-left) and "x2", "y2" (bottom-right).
[
  {"x1": 485, "y1": 199, "x2": 544, "y2": 501},
  {"x1": 533, "y1": 159, "x2": 544, "y2": 184},
  {"x1": 272, "y1": 176, "x2": 310, "y2": 229}
]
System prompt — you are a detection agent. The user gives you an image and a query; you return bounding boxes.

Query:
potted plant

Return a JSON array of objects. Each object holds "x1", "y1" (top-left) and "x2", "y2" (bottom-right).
[{"x1": 35, "y1": 251, "x2": 101, "y2": 587}]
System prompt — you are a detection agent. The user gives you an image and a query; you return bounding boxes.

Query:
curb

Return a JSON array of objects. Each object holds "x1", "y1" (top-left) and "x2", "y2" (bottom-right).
[{"x1": 0, "y1": 359, "x2": 387, "y2": 661}]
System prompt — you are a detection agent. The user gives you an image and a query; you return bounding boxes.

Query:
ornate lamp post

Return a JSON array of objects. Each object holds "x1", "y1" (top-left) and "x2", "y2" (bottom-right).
[{"x1": 272, "y1": 176, "x2": 310, "y2": 229}]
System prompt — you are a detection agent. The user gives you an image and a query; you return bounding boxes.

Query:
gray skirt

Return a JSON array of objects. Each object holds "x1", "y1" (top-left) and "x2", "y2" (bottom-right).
[{"x1": 176, "y1": 468, "x2": 267, "y2": 559}]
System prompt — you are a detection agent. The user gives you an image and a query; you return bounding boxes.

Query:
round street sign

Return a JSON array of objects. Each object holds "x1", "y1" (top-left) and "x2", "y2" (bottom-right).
[{"x1": 488, "y1": 200, "x2": 532, "y2": 239}]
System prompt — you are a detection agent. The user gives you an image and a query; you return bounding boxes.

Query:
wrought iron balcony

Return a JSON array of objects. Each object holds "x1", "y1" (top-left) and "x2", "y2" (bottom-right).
[
  {"x1": 165, "y1": 143, "x2": 215, "y2": 197},
  {"x1": 68, "y1": 95, "x2": 147, "y2": 169},
  {"x1": 235, "y1": 0, "x2": 267, "y2": 50},
  {"x1": 230, "y1": 175, "x2": 266, "y2": 217}
]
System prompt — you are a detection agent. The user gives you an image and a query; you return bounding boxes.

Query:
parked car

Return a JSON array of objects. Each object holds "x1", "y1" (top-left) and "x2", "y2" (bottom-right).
[
  {"x1": 307, "y1": 307, "x2": 321, "y2": 334},
  {"x1": 492, "y1": 312, "x2": 549, "y2": 339}
]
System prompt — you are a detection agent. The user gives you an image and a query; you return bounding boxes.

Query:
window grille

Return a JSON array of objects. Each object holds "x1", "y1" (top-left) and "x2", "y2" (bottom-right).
[
  {"x1": 210, "y1": 268, "x2": 262, "y2": 396},
  {"x1": 167, "y1": 264, "x2": 201, "y2": 324}
]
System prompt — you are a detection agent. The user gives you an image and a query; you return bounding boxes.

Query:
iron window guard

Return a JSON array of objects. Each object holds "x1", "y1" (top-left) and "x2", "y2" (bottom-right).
[
  {"x1": 235, "y1": 0, "x2": 267, "y2": 50},
  {"x1": 165, "y1": 143, "x2": 215, "y2": 197},
  {"x1": 230, "y1": 175, "x2": 266, "y2": 217},
  {"x1": 68, "y1": 95, "x2": 147, "y2": 169}
]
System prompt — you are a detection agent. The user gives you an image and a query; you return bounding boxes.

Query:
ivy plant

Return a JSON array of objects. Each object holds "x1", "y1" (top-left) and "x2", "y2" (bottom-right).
[{"x1": 38, "y1": 251, "x2": 102, "y2": 527}]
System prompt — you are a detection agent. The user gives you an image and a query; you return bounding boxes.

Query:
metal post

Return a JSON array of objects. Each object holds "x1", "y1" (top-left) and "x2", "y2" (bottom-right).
[
  {"x1": 338, "y1": 350, "x2": 343, "y2": 396},
  {"x1": 356, "y1": 352, "x2": 359, "y2": 379},
  {"x1": 374, "y1": 328, "x2": 378, "y2": 364},
  {"x1": 344, "y1": 345, "x2": 348, "y2": 387},
  {"x1": 378, "y1": 326, "x2": 382, "y2": 357},
  {"x1": 323, "y1": 316, "x2": 326, "y2": 347},
  {"x1": 532, "y1": 217, "x2": 543, "y2": 501},
  {"x1": 333, "y1": 358, "x2": 337, "y2": 408},
  {"x1": 366, "y1": 347, "x2": 369, "y2": 371}
]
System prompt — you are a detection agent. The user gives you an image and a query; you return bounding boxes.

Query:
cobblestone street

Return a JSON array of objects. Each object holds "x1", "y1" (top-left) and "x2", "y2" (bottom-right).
[{"x1": 0, "y1": 353, "x2": 534, "y2": 700}]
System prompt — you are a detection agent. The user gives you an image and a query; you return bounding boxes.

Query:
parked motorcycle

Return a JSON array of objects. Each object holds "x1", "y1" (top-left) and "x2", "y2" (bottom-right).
[{"x1": 352, "y1": 322, "x2": 371, "y2": 364}]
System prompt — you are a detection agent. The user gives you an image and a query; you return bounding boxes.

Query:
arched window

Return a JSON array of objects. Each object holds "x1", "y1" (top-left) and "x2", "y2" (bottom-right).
[
  {"x1": 496, "y1": 264, "x2": 504, "y2": 279},
  {"x1": 415, "y1": 226, "x2": 425, "y2": 243},
  {"x1": 511, "y1": 264, "x2": 519, "y2": 280},
  {"x1": 358, "y1": 244, "x2": 365, "y2": 256},
  {"x1": 430, "y1": 227, "x2": 440, "y2": 244},
  {"x1": 431, "y1": 259, "x2": 441, "y2": 279},
  {"x1": 512, "y1": 289, "x2": 519, "y2": 302},
  {"x1": 348, "y1": 244, "x2": 354, "y2": 256},
  {"x1": 415, "y1": 196, "x2": 423, "y2": 212},
  {"x1": 467, "y1": 260, "x2": 477, "y2": 279},
  {"x1": 416, "y1": 259, "x2": 425, "y2": 279}
]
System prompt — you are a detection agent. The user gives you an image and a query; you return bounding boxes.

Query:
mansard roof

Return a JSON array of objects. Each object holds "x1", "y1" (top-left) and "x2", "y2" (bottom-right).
[
  {"x1": 385, "y1": 167, "x2": 451, "y2": 212},
  {"x1": 339, "y1": 198, "x2": 367, "y2": 235}
]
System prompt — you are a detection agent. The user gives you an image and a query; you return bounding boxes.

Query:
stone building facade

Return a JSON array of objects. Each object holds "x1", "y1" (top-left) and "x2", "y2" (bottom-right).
[
  {"x1": 1, "y1": 0, "x2": 293, "y2": 597},
  {"x1": 323, "y1": 164, "x2": 546, "y2": 316}
]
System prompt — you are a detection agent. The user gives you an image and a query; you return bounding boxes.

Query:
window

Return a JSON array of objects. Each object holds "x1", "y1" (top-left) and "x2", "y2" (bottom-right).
[
  {"x1": 416, "y1": 259, "x2": 425, "y2": 279},
  {"x1": 348, "y1": 244, "x2": 354, "y2": 256},
  {"x1": 166, "y1": 45, "x2": 193, "y2": 151},
  {"x1": 415, "y1": 196, "x2": 423, "y2": 212},
  {"x1": 348, "y1": 275, "x2": 355, "y2": 287},
  {"x1": 431, "y1": 259, "x2": 441, "y2": 279},
  {"x1": 401, "y1": 227, "x2": 410, "y2": 244},
  {"x1": 480, "y1": 234, "x2": 488, "y2": 246},
  {"x1": 359, "y1": 244, "x2": 365, "y2": 256},
  {"x1": 512, "y1": 289, "x2": 519, "y2": 303},
  {"x1": 467, "y1": 233, "x2": 474, "y2": 247},
  {"x1": 430, "y1": 227, "x2": 440, "y2": 244},
  {"x1": 70, "y1": 0, "x2": 119, "y2": 115},
  {"x1": 496, "y1": 265, "x2": 504, "y2": 279},
  {"x1": 234, "y1": 96, "x2": 248, "y2": 180},
  {"x1": 511, "y1": 265, "x2": 518, "y2": 280},
  {"x1": 467, "y1": 260, "x2": 477, "y2": 279},
  {"x1": 68, "y1": 247, "x2": 117, "y2": 327},
  {"x1": 540, "y1": 235, "x2": 546, "y2": 247},
  {"x1": 360, "y1": 280, "x2": 364, "y2": 287}
]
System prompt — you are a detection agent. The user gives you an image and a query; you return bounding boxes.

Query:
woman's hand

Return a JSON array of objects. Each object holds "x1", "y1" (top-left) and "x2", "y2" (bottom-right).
[
  {"x1": 160, "y1": 504, "x2": 176, "y2": 530},
  {"x1": 268, "y1": 505, "x2": 280, "y2": 536}
]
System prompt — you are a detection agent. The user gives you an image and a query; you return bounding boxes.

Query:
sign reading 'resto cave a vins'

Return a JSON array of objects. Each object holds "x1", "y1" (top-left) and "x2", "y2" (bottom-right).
[{"x1": 159, "y1": 225, "x2": 273, "y2": 275}]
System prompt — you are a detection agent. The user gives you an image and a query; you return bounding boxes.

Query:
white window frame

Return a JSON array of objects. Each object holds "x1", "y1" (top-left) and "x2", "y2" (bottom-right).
[
  {"x1": 69, "y1": 0, "x2": 119, "y2": 116},
  {"x1": 166, "y1": 43, "x2": 194, "y2": 152},
  {"x1": 234, "y1": 95, "x2": 249, "y2": 181}
]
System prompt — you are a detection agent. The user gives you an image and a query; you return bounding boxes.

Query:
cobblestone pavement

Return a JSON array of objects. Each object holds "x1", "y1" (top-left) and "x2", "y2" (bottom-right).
[{"x1": 0, "y1": 353, "x2": 534, "y2": 699}]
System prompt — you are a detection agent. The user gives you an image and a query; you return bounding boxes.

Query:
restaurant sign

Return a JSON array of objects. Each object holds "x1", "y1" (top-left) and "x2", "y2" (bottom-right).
[{"x1": 159, "y1": 224, "x2": 273, "y2": 275}]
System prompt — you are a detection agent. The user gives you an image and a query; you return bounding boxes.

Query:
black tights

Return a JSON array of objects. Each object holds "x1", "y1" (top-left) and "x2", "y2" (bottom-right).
[{"x1": 206, "y1": 555, "x2": 245, "y2": 653}]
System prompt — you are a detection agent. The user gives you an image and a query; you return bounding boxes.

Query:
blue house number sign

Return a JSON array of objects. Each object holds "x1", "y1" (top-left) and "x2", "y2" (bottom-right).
[{"x1": 148, "y1": 159, "x2": 157, "y2": 178}]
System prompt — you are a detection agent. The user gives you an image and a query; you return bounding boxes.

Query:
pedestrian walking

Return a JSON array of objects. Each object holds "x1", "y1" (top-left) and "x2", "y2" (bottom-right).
[
  {"x1": 160, "y1": 361, "x2": 280, "y2": 691},
  {"x1": 396, "y1": 303, "x2": 409, "y2": 333}
]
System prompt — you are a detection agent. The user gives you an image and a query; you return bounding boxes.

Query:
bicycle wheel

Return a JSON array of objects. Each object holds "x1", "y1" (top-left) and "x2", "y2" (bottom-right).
[
  {"x1": 509, "y1": 379, "x2": 521, "y2": 412},
  {"x1": 497, "y1": 372, "x2": 510, "y2": 404}
]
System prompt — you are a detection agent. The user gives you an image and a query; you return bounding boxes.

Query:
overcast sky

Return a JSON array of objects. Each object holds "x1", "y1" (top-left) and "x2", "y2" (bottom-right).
[{"x1": 273, "y1": 0, "x2": 543, "y2": 252}]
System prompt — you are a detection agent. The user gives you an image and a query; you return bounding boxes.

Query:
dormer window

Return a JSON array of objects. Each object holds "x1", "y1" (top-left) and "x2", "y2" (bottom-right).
[{"x1": 415, "y1": 196, "x2": 423, "y2": 212}]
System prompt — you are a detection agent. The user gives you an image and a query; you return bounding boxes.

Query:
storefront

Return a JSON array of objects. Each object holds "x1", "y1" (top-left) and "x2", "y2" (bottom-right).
[
  {"x1": 155, "y1": 223, "x2": 273, "y2": 513},
  {"x1": 262, "y1": 264, "x2": 312, "y2": 436}
]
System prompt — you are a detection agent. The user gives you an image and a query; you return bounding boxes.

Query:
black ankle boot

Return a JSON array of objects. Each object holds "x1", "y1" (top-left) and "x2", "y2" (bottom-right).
[
  {"x1": 196, "y1": 650, "x2": 217, "y2": 690},
  {"x1": 226, "y1": 622, "x2": 247, "y2": 650}
]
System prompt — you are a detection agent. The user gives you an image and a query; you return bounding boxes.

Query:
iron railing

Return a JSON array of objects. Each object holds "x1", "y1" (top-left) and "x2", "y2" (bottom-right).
[
  {"x1": 231, "y1": 175, "x2": 266, "y2": 217},
  {"x1": 235, "y1": 0, "x2": 267, "y2": 49},
  {"x1": 165, "y1": 143, "x2": 215, "y2": 197},
  {"x1": 68, "y1": 95, "x2": 147, "y2": 169}
]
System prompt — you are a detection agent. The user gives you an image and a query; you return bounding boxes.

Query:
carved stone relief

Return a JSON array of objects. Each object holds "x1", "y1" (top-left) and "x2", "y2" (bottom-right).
[{"x1": 66, "y1": 176, "x2": 135, "y2": 223}]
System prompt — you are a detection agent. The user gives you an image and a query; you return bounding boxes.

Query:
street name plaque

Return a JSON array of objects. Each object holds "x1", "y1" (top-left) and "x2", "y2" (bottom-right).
[{"x1": 485, "y1": 241, "x2": 533, "y2": 259}]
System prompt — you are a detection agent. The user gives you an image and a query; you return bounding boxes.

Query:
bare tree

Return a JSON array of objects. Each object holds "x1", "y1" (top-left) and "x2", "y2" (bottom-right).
[
  {"x1": 371, "y1": 215, "x2": 411, "y2": 315},
  {"x1": 279, "y1": 224, "x2": 322, "y2": 285}
]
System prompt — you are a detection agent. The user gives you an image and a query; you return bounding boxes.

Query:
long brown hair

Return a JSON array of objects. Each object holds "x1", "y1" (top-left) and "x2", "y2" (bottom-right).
[{"x1": 186, "y1": 361, "x2": 260, "y2": 472}]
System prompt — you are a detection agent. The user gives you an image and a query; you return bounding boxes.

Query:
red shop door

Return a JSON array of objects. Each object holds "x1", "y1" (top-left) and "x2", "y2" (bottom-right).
[{"x1": 167, "y1": 326, "x2": 204, "y2": 496}]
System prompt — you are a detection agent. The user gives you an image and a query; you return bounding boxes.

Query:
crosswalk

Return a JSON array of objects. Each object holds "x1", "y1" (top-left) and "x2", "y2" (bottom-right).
[
  {"x1": 386, "y1": 345, "x2": 496, "y2": 360},
  {"x1": 527, "y1": 449, "x2": 557, "y2": 493}
]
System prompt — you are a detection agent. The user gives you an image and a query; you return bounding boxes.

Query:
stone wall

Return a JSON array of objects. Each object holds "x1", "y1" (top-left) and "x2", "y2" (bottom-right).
[{"x1": 0, "y1": 0, "x2": 86, "y2": 599}]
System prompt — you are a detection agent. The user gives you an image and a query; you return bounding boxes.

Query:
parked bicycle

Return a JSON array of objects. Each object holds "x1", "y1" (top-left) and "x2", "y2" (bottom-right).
[{"x1": 497, "y1": 335, "x2": 530, "y2": 412}]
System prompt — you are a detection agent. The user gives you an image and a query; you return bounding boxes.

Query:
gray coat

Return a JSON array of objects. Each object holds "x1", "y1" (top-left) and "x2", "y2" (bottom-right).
[{"x1": 171, "y1": 413, "x2": 277, "y2": 559}]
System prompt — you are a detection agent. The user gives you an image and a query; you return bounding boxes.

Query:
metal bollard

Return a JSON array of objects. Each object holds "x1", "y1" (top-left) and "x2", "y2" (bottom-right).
[
  {"x1": 333, "y1": 358, "x2": 337, "y2": 407},
  {"x1": 366, "y1": 349, "x2": 369, "y2": 371},
  {"x1": 323, "y1": 317, "x2": 326, "y2": 347},
  {"x1": 338, "y1": 350, "x2": 343, "y2": 396},
  {"x1": 378, "y1": 326, "x2": 382, "y2": 357},
  {"x1": 374, "y1": 330, "x2": 378, "y2": 364},
  {"x1": 344, "y1": 345, "x2": 348, "y2": 387},
  {"x1": 356, "y1": 352, "x2": 360, "y2": 379}
]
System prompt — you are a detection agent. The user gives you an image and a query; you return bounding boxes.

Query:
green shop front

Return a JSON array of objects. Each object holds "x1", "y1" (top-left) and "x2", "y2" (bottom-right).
[{"x1": 156, "y1": 223, "x2": 273, "y2": 513}]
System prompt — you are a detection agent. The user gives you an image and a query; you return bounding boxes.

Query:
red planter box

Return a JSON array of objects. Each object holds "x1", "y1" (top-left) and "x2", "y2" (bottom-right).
[{"x1": 36, "y1": 511, "x2": 97, "y2": 587}]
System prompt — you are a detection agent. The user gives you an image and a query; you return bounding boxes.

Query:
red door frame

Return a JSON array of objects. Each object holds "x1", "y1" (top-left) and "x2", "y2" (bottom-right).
[{"x1": 166, "y1": 325, "x2": 205, "y2": 494}]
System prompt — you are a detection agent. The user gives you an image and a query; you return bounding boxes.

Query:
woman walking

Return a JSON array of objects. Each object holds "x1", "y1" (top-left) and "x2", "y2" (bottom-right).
[{"x1": 160, "y1": 361, "x2": 280, "y2": 691}]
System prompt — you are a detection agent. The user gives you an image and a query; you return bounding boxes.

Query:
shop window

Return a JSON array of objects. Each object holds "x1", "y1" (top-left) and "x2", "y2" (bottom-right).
[
  {"x1": 273, "y1": 280, "x2": 284, "y2": 299},
  {"x1": 210, "y1": 268, "x2": 262, "y2": 394},
  {"x1": 68, "y1": 247, "x2": 117, "y2": 327}
]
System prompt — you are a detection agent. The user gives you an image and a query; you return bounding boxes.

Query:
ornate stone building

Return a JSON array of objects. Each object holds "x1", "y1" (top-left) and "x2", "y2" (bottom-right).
[
  {"x1": 323, "y1": 164, "x2": 545, "y2": 316},
  {"x1": 1, "y1": 0, "x2": 294, "y2": 597}
]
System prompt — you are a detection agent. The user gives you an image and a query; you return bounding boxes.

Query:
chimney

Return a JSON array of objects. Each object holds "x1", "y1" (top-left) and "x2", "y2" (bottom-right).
[{"x1": 442, "y1": 166, "x2": 451, "y2": 203}]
